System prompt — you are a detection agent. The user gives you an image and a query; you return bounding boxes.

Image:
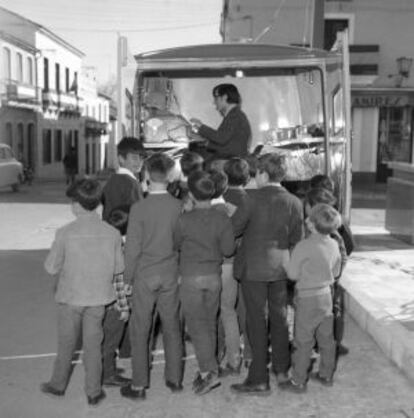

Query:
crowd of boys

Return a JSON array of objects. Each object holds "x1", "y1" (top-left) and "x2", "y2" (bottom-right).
[{"x1": 40, "y1": 136, "x2": 353, "y2": 407}]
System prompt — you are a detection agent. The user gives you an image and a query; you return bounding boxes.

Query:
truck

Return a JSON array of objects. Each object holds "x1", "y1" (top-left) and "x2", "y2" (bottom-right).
[{"x1": 125, "y1": 32, "x2": 352, "y2": 218}]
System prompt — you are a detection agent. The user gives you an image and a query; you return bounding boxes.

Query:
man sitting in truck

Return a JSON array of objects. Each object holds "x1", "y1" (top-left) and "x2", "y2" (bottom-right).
[{"x1": 190, "y1": 83, "x2": 251, "y2": 161}]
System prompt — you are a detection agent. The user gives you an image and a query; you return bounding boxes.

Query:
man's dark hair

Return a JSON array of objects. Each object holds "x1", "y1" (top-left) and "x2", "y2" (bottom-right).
[
  {"x1": 188, "y1": 170, "x2": 215, "y2": 201},
  {"x1": 306, "y1": 187, "x2": 337, "y2": 208},
  {"x1": 245, "y1": 154, "x2": 259, "y2": 178},
  {"x1": 310, "y1": 174, "x2": 334, "y2": 193},
  {"x1": 107, "y1": 205, "x2": 130, "y2": 236},
  {"x1": 212, "y1": 83, "x2": 241, "y2": 105},
  {"x1": 66, "y1": 177, "x2": 102, "y2": 211},
  {"x1": 224, "y1": 157, "x2": 250, "y2": 186},
  {"x1": 145, "y1": 152, "x2": 175, "y2": 183},
  {"x1": 180, "y1": 151, "x2": 204, "y2": 177},
  {"x1": 258, "y1": 153, "x2": 287, "y2": 182},
  {"x1": 117, "y1": 136, "x2": 145, "y2": 158},
  {"x1": 208, "y1": 169, "x2": 228, "y2": 199}
]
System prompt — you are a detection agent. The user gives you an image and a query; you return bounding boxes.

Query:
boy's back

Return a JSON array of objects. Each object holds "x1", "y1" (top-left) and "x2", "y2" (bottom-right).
[
  {"x1": 288, "y1": 234, "x2": 341, "y2": 296},
  {"x1": 124, "y1": 193, "x2": 182, "y2": 281},
  {"x1": 45, "y1": 213, "x2": 124, "y2": 306},
  {"x1": 102, "y1": 173, "x2": 143, "y2": 222},
  {"x1": 236, "y1": 186, "x2": 303, "y2": 281},
  {"x1": 175, "y1": 207, "x2": 235, "y2": 277}
]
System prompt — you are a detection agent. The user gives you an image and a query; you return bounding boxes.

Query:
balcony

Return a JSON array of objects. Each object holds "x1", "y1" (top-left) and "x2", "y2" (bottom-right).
[
  {"x1": 0, "y1": 79, "x2": 41, "y2": 109},
  {"x1": 349, "y1": 44, "x2": 379, "y2": 86}
]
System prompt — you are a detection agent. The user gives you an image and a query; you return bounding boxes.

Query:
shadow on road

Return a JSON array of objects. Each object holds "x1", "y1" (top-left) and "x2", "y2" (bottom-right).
[{"x1": 0, "y1": 182, "x2": 69, "y2": 205}]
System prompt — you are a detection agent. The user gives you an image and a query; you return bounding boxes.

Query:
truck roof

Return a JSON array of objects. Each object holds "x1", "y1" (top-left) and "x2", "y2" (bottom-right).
[{"x1": 134, "y1": 43, "x2": 334, "y2": 66}]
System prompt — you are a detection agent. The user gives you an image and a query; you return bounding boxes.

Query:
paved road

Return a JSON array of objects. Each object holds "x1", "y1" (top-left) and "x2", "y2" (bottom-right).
[{"x1": 0, "y1": 182, "x2": 413, "y2": 418}]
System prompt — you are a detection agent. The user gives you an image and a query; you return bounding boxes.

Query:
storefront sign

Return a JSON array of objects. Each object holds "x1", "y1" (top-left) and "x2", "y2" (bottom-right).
[{"x1": 352, "y1": 94, "x2": 412, "y2": 107}]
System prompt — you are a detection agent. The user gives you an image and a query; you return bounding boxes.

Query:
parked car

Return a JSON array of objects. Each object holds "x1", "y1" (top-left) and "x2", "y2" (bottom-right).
[{"x1": 0, "y1": 144, "x2": 23, "y2": 192}]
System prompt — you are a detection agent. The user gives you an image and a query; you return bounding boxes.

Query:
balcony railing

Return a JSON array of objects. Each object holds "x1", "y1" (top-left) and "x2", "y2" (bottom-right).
[
  {"x1": 0, "y1": 79, "x2": 41, "y2": 108},
  {"x1": 42, "y1": 89, "x2": 80, "y2": 115}
]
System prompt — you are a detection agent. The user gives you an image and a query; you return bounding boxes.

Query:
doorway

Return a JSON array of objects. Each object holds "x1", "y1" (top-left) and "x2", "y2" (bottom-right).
[{"x1": 377, "y1": 106, "x2": 413, "y2": 182}]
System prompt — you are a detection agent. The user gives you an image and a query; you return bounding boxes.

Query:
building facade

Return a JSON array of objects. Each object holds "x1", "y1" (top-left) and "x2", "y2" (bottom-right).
[
  {"x1": 221, "y1": 0, "x2": 414, "y2": 183},
  {"x1": 0, "y1": 6, "x2": 111, "y2": 180}
]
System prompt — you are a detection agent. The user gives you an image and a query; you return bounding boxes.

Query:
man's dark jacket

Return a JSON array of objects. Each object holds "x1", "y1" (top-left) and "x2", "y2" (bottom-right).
[{"x1": 198, "y1": 106, "x2": 251, "y2": 158}]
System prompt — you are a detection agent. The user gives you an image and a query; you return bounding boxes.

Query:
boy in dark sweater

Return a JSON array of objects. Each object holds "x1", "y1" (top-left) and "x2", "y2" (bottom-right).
[
  {"x1": 121, "y1": 153, "x2": 183, "y2": 401},
  {"x1": 174, "y1": 170, "x2": 235, "y2": 395},
  {"x1": 231, "y1": 153, "x2": 303, "y2": 396},
  {"x1": 282, "y1": 203, "x2": 342, "y2": 393},
  {"x1": 101, "y1": 136, "x2": 145, "y2": 387}
]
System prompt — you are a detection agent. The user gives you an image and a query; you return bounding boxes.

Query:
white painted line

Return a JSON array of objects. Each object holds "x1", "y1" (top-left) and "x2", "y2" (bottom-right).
[{"x1": 0, "y1": 349, "x2": 195, "y2": 363}]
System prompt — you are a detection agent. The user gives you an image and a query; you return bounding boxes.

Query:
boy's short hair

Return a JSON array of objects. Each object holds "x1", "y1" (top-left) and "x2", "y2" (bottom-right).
[
  {"x1": 258, "y1": 153, "x2": 287, "y2": 182},
  {"x1": 145, "y1": 152, "x2": 175, "y2": 183},
  {"x1": 107, "y1": 205, "x2": 130, "y2": 236},
  {"x1": 245, "y1": 154, "x2": 259, "y2": 178},
  {"x1": 66, "y1": 178, "x2": 102, "y2": 211},
  {"x1": 306, "y1": 187, "x2": 337, "y2": 208},
  {"x1": 208, "y1": 169, "x2": 228, "y2": 199},
  {"x1": 309, "y1": 203, "x2": 342, "y2": 235},
  {"x1": 310, "y1": 174, "x2": 334, "y2": 193},
  {"x1": 224, "y1": 158, "x2": 250, "y2": 186},
  {"x1": 117, "y1": 136, "x2": 145, "y2": 158},
  {"x1": 180, "y1": 151, "x2": 204, "y2": 177},
  {"x1": 188, "y1": 170, "x2": 215, "y2": 201}
]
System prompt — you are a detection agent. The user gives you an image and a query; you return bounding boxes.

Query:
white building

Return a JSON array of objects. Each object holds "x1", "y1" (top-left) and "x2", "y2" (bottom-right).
[{"x1": 0, "y1": 6, "x2": 111, "y2": 180}]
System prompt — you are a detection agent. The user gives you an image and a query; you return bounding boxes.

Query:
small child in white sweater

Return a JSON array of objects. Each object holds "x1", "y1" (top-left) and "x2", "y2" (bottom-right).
[{"x1": 281, "y1": 203, "x2": 342, "y2": 393}]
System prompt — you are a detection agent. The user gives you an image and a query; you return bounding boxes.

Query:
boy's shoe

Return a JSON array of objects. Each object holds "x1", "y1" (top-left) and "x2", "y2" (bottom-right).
[
  {"x1": 103, "y1": 374, "x2": 131, "y2": 387},
  {"x1": 120, "y1": 384, "x2": 146, "y2": 401},
  {"x1": 165, "y1": 380, "x2": 183, "y2": 393},
  {"x1": 310, "y1": 372, "x2": 334, "y2": 387},
  {"x1": 87, "y1": 390, "x2": 106, "y2": 407},
  {"x1": 193, "y1": 371, "x2": 221, "y2": 395},
  {"x1": 337, "y1": 344, "x2": 349, "y2": 356},
  {"x1": 40, "y1": 382, "x2": 65, "y2": 398},
  {"x1": 230, "y1": 380, "x2": 271, "y2": 396},
  {"x1": 218, "y1": 362, "x2": 241, "y2": 378},
  {"x1": 279, "y1": 379, "x2": 307, "y2": 394},
  {"x1": 192, "y1": 372, "x2": 203, "y2": 391}
]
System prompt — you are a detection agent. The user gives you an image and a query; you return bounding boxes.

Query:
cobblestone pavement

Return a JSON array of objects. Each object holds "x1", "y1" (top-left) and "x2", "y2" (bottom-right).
[{"x1": 1, "y1": 181, "x2": 414, "y2": 417}]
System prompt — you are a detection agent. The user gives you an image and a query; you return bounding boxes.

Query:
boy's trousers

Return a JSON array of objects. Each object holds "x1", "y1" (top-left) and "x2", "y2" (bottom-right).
[
  {"x1": 102, "y1": 306, "x2": 127, "y2": 379},
  {"x1": 180, "y1": 274, "x2": 221, "y2": 373},
  {"x1": 129, "y1": 274, "x2": 183, "y2": 388},
  {"x1": 241, "y1": 280, "x2": 290, "y2": 384},
  {"x1": 219, "y1": 263, "x2": 241, "y2": 368},
  {"x1": 49, "y1": 303, "x2": 105, "y2": 398},
  {"x1": 292, "y1": 292, "x2": 336, "y2": 385}
]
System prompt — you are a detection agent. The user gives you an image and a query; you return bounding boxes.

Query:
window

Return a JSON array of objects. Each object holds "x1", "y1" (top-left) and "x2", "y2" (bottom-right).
[
  {"x1": 17, "y1": 123, "x2": 24, "y2": 159},
  {"x1": 332, "y1": 87, "x2": 345, "y2": 135},
  {"x1": 54, "y1": 130, "x2": 63, "y2": 161},
  {"x1": 55, "y1": 63, "x2": 60, "y2": 92},
  {"x1": 42, "y1": 129, "x2": 52, "y2": 164},
  {"x1": 324, "y1": 19, "x2": 348, "y2": 50},
  {"x1": 98, "y1": 104, "x2": 102, "y2": 121},
  {"x1": 3, "y1": 47, "x2": 11, "y2": 80},
  {"x1": 85, "y1": 104, "x2": 89, "y2": 116},
  {"x1": 26, "y1": 57, "x2": 33, "y2": 84},
  {"x1": 44, "y1": 58, "x2": 49, "y2": 91},
  {"x1": 16, "y1": 53, "x2": 23, "y2": 82},
  {"x1": 5, "y1": 122, "x2": 13, "y2": 147},
  {"x1": 65, "y1": 67, "x2": 70, "y2": 92},
  {"x1": 64, "y1": 130, "x2": 72, "y2": 152}
]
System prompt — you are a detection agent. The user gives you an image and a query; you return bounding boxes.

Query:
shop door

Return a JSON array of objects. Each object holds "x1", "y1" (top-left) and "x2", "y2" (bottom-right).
[{"x1": 377, "y1": 107, "x2": 413, "y2": 182}]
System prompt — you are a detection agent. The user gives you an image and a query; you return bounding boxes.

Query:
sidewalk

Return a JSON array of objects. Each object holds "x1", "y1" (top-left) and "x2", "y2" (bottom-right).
[{"x1": 344, "y1": 183, "x2": 414, "y2": 383}]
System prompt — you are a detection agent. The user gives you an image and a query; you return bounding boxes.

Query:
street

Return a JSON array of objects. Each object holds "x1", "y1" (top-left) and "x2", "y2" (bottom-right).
[{"x1": 0, "y1": 181, "x2": 414, "y2": 418}]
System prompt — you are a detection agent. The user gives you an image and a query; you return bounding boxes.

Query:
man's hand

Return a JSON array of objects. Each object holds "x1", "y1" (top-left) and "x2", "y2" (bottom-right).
[
  {"x1": 189, "y1": 118, "x2": 203, "y2": 131},
  {"x1": 119, "y1": 310, "x2": 129, "y2": 322},
  {"x1": 124, "y1": 284, "x2": 132, "y2": 296}
]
